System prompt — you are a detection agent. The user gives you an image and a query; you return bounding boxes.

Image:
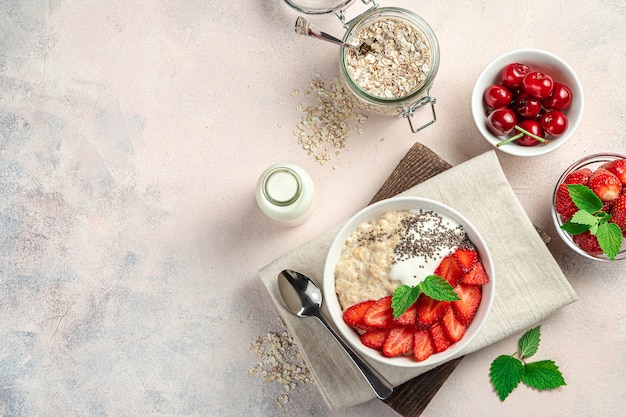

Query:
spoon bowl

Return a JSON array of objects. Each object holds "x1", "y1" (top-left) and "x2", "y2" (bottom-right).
[{"x1": 277, "y1": 269, "x2": 393, "y2": 399}]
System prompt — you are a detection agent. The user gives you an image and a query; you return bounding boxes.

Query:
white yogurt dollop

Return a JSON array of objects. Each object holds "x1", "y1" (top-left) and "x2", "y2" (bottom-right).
[{"x1": 390, "y1": 210, "x2": 465, "y2": 286}]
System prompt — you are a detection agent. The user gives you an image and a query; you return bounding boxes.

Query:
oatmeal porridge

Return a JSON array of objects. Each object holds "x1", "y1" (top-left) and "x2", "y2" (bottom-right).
[{"x1": 334, "y1": 209, "x2": 472, "y2": 310}]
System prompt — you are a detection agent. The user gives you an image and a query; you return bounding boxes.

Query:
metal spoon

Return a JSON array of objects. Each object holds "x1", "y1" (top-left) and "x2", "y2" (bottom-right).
[
  {"x1": 294, "y1": 16, "x2": 375, "y2": 55},
  {"x1": 277, "y1": 269, "x2": 393, "y2": 400}
]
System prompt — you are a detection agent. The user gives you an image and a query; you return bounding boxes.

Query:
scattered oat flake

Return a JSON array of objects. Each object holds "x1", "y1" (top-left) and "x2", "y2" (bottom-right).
[
  {"x1": 276, "y1": 393, "x2": 289, "y2": 409},
  {"x1": 291, "y1": 74, "x2": 368, "y2": 165},
  {"x1": 248, "y1": 327, "x2": 314, "y2": 408}
]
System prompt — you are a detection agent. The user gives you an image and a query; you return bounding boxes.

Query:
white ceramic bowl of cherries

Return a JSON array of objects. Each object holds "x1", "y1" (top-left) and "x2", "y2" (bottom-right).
[{"x1": 472, "y1": 49, "x2": 584, "y2": 157}]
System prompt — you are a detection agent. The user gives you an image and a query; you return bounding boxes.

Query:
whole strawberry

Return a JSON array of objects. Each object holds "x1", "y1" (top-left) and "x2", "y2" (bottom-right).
[
  {"x1": 555, "y1": 168, "x2": 592, "y2": 221},
  {"x1": 555, "y1": 184, "x2": 577, "y2": 221},
  {"x1": 600, "y1": 159, "x2": 626, "y2": 185},
  {"x1": 610, "y1": 194, "x2": 626, "y2": 237},
  {"x1": 572, "y1": 231, "x2": 603, "y2": 256},
  {"x1": 588, "y1": 168, "x2": 621, "y2": 202},
  {"x1": 564, "y1": 167, "x2": 592, "y2": 185}
]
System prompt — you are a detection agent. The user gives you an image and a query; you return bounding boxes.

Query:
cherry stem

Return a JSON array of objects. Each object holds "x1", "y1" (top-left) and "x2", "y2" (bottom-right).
[
  {"x1": 496, "y1": 125, "x2": 550, "y2": 147},
  {"x1": 496, "y1": 132, "x2": 523, "y2": 147},
  {"x1": 514, "y1": 125, "x2": 549, "y2": 143}
]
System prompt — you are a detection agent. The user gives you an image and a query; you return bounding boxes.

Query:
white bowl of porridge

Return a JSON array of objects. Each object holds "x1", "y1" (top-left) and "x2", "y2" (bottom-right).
[{"x1": 323, "y1": 196, "x2": 495, "y2": 368}]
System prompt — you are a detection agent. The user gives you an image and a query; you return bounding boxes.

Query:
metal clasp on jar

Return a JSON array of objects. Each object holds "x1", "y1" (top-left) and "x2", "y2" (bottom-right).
[
  {"x1": 401, "y1": 88, "x2": 437, "y2": 133},
  {"x1": 335, "y1": 0, "x2": 379, "y2": 28}
]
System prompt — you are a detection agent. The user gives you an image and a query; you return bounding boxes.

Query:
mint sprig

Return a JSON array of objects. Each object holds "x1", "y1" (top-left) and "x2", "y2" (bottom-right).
[
  {"x1": 391, "y1": 275, "x2": 459, "y2": 319},
  {"x1": 490, "y1": 326, "x2": 566, "y2": 401},
  {"x1": 560, "y1": 183, "x2": 622, "y2": 260}
]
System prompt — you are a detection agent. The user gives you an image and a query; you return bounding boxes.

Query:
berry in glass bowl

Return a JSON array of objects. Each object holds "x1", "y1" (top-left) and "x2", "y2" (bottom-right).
[{"x1": 552, "y1": 153, "x2": 626, "y2": 261}]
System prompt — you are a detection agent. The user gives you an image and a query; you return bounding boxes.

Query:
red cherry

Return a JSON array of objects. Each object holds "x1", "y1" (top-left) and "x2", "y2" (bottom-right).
[
  {"x1": 509, "y1": 87, "x2": 525, "y2": 100},
  {"x1": 511, "y1": 92, "x2": 542, "y2": 118},
  {"x1": 501, "y1": 63, "x2": 531, "y2": 89},
  {"x1": 487, "y1": 108, "x2": 517, "y2": 136},
  {"x1": 516, "y1": 119, "x2": 545, "y2": 146},
  {"x1": 542, "y1": 82, "x2": 573, "y2": 111},
  {"x1": 484, "y1": 84, "x2": 513, "y2": 109},
  {"x1": 522, "y1": 71, "x2": 554, "y2": 99},
  {"x1": 531, "y1": 109, "x2": 546, "y2": 123},
  {"x1": 540, "y1": 110, "x2": 568, "y2": 136}
]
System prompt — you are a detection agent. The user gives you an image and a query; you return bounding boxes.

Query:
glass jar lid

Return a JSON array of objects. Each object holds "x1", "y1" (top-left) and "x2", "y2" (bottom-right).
[{"x1": 283, "y1": 0, "x2": 356, "y2": 14}]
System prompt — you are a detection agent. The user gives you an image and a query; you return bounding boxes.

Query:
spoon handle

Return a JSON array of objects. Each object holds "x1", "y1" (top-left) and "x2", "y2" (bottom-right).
[
  {"x1": 294, "y1": 16, "x2": 358, "y2": 52},
  {"x1": 315, "y1": 312, "x2": 393, "y2": 400}
]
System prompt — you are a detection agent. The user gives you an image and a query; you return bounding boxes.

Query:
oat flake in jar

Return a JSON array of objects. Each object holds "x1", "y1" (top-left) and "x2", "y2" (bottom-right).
[{"x1": 284, "y1": 0, "x2": 440, "y2": 133}]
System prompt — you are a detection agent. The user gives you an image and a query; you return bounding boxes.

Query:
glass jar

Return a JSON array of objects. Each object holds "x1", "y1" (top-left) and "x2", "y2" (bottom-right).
[
  {"x1": 340, "y1": 7, "x2": 439, "y2": 132},
  {"x1": 284, "y1": 0, "x2": 439, "y2": 133}
]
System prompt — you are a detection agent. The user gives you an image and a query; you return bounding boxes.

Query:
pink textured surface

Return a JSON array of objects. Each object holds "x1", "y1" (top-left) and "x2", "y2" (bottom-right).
[{"x1": 0, "y1": 1, "x2": 624, "y2": 416}]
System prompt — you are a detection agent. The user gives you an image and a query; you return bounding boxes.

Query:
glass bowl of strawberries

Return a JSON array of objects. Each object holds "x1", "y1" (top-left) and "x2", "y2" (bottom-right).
[{"x1": 552, "y1": 153, "x2": 626, "y2": 261}]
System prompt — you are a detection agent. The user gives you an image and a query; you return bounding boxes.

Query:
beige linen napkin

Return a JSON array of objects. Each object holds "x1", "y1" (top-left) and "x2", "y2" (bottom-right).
[{"x1": 259, "y1": 150, "x2": 577, "y2": 409}]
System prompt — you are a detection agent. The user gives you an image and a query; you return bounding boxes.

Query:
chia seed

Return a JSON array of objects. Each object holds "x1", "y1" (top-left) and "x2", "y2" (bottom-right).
[{"x1": 393, "y1": 209, "x2": 472, "y2": 265}]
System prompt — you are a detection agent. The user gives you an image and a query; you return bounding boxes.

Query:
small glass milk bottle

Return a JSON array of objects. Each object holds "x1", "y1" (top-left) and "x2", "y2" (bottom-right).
[{"x1": 256, "y1": 163, "x2": 315, "y2": 226}]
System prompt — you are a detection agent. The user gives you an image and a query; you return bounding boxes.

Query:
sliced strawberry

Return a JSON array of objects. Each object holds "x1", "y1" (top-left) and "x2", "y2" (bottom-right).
[
  {"x1": 600, "y1": 159, "x2": 626, "y2": 185},
  {"x1": 441, "y1": 307, "x2": 468, "y2": 343},
  {"x1": 434, "y1": 255, "x2": 463, "y2": 287},
  {"x1": 363, "y1": 296, "x2": 394, "y2": 329},
  {"x1": 429, "y1": 321, "x2": 452, "y2": 353},
  {"x1": 572, "y1": 230, "x2": 604, "y2": 256},
  {"x1": 360, "y1": 329, "x2": 389, "y2": 350},
  {"x1": 415, "y1": 293, "x2": 451, "y2": 329},
  {"x1": 460, "y1": 261, "x2": 490, "y2": 285},
  {"x1": 452, "y1": 283, "x2": 482, "y2": 326},
  {"x1": 588, "y1": 168, "x2": 621, "y2": 202},
  {"x1": 610, "y1": 194, "x2": 626, "y2": 237},
  {"x1": 382, "y1": 326, "x2": 414, "y2": 357},
  {"x1": 413, "y1": 329, "x2": 435, "y2": 361},
  {"x1": 393, "y1": 303, "x2": 417, "y2": 327},
  {"x1": 452, "y1": 248, "x2": 478, "y2": 273},
  {"x1": 343, "y1": 300, "x2": 376, "y2": 330}
]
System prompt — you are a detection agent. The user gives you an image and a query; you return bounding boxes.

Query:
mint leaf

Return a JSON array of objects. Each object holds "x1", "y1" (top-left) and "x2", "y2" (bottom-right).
[
  {"x1": 490, "y1": 325, "x2": 567, "y2": 401},
  {"x1": 490, "y1": 355, "x2": 524, "y2": 401},
  {"x1": 567, "y1": 184, "x2": 603, "y2": 213},
  {"x1": 569, "y1": 210, "x2": 599, "y2": 228},
  {"x1": 391, "y1": 285, "x2": 421, "y2": 319},
  {"x1": 563, "y1": 184, "x2": 622, "y2": 261},
  {"x1": 391, "y1": 275, "x2": 459, "y2": 318},
  {"x1": 522, "y1": 360, "x2": 566, "y2": 390},
  {"x1": 595, "y1": 210, "x2": 612, "y2": 223},
  {"x1": 419, "y1": 275, "x2": 459, "y2": 302},
  {"x1": 596, "y1": 222, "x2": 623, "y2": 260},
  {"x1": 518, "y1": 326, "x2": 541, "y2": 359},
  {"x1": 560, "y1": 219, "x2": 591, "y2": 235}
]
